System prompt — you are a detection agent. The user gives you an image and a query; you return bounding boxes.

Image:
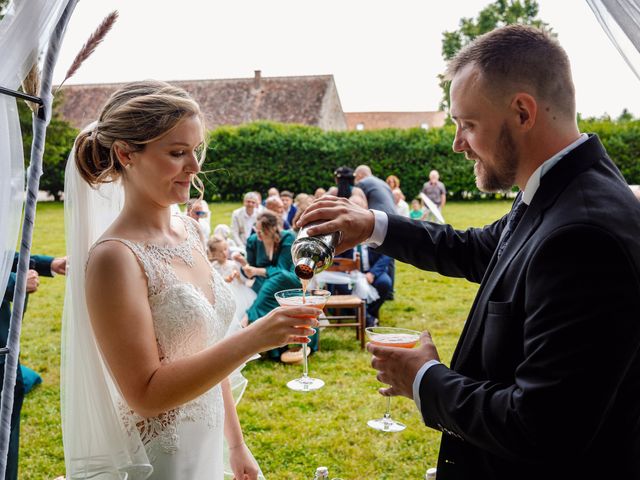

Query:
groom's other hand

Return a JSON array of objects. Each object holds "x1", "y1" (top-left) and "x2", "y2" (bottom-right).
[
  {"x1": 367, "y1": 331, "x2": 440, "y2": 399},
  {"x1": 296, "y1": 195, "x2": 375, "y2": 253}
]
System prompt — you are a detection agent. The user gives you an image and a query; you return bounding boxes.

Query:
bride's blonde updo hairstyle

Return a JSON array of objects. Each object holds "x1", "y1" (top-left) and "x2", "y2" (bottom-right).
[{"x1": 74, "y1": 80, "x2": 205, "y2": 186}]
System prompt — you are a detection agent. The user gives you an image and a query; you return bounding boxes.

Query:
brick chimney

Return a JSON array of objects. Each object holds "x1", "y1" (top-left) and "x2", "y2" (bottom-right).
[{"x1": 253, "y1": 70, "x2": 262, "y2": 90}]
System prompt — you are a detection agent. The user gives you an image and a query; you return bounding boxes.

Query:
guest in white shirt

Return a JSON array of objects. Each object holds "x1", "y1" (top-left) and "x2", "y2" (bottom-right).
[
  {"x1": 231, "y1": 192, "x2": 259, "y2": 248},
  {"x1": 186, "y1": 198, "x2": 211, "y2": 242},
  {"x1": 393, "y1": 188, "x2": 410, "y2": 217}
]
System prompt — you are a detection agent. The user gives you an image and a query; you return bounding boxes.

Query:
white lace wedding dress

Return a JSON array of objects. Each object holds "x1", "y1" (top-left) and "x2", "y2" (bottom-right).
[{"x1": 93, "y1": 216, "x2": 235, "y2": 479}]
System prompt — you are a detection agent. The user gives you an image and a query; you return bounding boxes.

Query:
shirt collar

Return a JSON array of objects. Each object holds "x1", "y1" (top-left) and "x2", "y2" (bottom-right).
[{"x1": 522, "y1": 133, "x2": 589, "y2": 205}]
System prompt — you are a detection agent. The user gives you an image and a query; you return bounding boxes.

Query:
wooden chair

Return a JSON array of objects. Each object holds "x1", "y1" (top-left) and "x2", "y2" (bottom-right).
[{"x1": 321, "y1": 253, "x2": 366, "y2": 349}]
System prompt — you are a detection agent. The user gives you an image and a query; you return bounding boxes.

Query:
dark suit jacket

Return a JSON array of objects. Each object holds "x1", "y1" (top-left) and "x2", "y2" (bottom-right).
[
  {"x1": 285, "y1": 205, "x2": 297, "y2": 228},
  {"x1": 377, "y1": 135, "x2": 640, "y2": 479},
  {"x1": 357, "y1": 175, "x2": 396, "y2": 215}
]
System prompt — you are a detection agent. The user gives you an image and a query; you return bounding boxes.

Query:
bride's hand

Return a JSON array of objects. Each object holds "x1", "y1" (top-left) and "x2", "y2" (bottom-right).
[
  {"x1": 248, "y1": 306, "x2": 319, "y2": 351},
  {"x1": 229, "y1": 442, "x2": 259, "y2": 480}
]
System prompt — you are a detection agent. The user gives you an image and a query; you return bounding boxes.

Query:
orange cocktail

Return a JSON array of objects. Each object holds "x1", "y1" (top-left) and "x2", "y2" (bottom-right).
[
  {"x1": 368, "y1": 333, "x2": 420, "y2": 349},
  {"x1": 366, "y1": 326, "x2": 422, "y2": 432},
  {"x1": 275, "y1": 288, "x2": 330, "y2": 391}
]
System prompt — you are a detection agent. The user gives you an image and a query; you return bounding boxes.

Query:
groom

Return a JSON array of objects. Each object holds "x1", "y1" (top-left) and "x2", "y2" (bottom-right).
[
  {"x1": 1, "y1": 253, "x2": 66, "y2": 480},
  {"x1": 299, "y1": 25, "x2": 640, "y2": 479}
]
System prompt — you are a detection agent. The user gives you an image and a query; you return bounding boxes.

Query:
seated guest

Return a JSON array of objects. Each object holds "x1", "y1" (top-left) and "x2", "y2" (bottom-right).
[
  {"x1": 241, "y1": 211, "x2": 316, "y2": 363},
  {"x1": 386, "y1": 174, "x2": 401, "y2": 191},
  {"x1": 291, "y1": 193, "x2": 314, "y2": 232},
  {"x1": 213, "y1": 223, "x2": 245, "y2": 259},
  {"x1": 231, "y1": 191, "x2": 259, "y2": 249},
  {"x1": 186, "y1": 198, "x2": 211, "y2": 242},
  {"x1": 410, "y1": 198, "x2": 426, "y2": 220},
  {"x1": 263, "y1": 187, "x2": 279, "y2": 206},
  {"x1": 393, "y1": 188, "x2": 410, "y2": 217},
  {"x1": 265, "y1": 195, "x2": 291, "y2": 229},
  {"x1": 314, "y1": 187, "x2": 326, "y2": 199},
  {"x1": 280, "y1": 190, "x2": 297, "y2": 228},
  {"x1": 357, "y1": 244, "x2": 393, "y2": 327},
  {"x1": 207, "y1": 235, "x2": 256, "y2": 325}
]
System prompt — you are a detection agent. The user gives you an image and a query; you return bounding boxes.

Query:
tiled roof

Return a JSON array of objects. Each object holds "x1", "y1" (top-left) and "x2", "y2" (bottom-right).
[
  {"x1": 344, "y1": 111, "x2": 447, "y2": 130},
  {"x1": 56, "y1": 72, "x2": 346, "y2": 130}
]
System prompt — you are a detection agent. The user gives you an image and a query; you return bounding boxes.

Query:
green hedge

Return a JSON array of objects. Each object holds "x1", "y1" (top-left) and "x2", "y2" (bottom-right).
[{"x1": 203, "y1": 120, "x2": 640, "y2": 201}]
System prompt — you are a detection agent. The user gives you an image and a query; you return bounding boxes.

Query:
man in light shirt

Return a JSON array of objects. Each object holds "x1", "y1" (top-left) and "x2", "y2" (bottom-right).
[
  {"x1": 230, "y1": 192, "x2": 259, "y2": 249},
  {"x1": 392, "y1": 188, "x2": 410, "y2": 217},
  {"x1": 299, "y1": 25, "x2": 640, "y2": 480}
]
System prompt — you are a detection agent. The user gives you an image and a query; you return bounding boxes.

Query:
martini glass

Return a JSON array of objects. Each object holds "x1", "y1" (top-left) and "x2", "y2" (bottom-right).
[
  {"x1": 366, "y1": 326, "x2": 421, "y2": 432},
  {"x1": 274, "y1": 288, "x2": 331, "y2": 392}
]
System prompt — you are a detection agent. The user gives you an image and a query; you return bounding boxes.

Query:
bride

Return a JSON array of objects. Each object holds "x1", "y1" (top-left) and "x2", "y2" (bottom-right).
[{"x1": 61, "y1": 80, "x2": 319, "y2": 479}]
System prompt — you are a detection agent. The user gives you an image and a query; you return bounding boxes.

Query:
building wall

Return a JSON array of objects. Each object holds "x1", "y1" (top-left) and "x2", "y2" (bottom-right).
[{"x1": 318, "y1": 79, "x2": 347, "y2": 131}]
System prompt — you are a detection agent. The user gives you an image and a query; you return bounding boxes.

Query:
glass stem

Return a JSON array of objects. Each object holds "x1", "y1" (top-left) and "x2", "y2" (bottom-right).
[
  {"x1": 383, "y1": 396, "x2": 392, "y2": 419},
  {"x1": 302, "y1": 343, "x2": 309, "y2": 378}
]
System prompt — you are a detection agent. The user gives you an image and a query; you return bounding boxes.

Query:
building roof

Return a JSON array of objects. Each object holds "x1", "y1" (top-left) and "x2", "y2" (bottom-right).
[
  {"x1": 344, "y1": 111, "x2": 447, "y2": 130},
  {"x1": 56, "y1": 72, "x2": 346, "y2": 130}
]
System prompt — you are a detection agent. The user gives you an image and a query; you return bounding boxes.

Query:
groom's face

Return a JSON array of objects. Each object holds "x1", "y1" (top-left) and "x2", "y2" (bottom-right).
[{"x1": 449, "y1": 64, "x2": 519, "y2": 193}]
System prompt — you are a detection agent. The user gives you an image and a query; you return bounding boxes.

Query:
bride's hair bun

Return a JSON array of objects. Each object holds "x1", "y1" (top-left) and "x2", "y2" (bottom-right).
[
  {"x1": 74, "y1": 80, "x2": 204, "y2": 186},
  {"x1": 74, "y1": 128, "x2": 120, "y2": 185}
]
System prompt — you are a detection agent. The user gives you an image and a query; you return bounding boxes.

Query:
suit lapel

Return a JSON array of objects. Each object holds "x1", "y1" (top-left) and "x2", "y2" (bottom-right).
[{"x1": 450, "y1": 135, "x2": 606, "y2": 369}]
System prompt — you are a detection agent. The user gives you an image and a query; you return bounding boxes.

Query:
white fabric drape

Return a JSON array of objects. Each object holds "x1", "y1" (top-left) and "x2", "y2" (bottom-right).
[
  {"x1": 0, "y1": 0, "x2": 69, "y2": 339},
  {"x1": 587, "y1": 0, "x2": 640, "y2": 81}
]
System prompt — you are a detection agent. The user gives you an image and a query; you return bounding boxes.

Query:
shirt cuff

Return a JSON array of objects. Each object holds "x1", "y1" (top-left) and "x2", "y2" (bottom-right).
[
  {"x1": 413, "y1": 359, "x2": 441, "y2": 409},
  {"x1": 366, "y1": 210, "x2": 389, "y2": 247}
]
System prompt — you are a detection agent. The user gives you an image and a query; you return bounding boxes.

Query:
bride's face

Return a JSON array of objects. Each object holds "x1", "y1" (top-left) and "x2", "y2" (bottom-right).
[{"x1": 127, "y1": 115, "x2": 204, "y2": 206}]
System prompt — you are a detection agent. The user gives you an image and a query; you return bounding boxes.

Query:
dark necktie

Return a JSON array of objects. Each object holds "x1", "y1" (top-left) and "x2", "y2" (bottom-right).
[{"x1": 497, "y1": 199, "x2": 528, "y2": 258}]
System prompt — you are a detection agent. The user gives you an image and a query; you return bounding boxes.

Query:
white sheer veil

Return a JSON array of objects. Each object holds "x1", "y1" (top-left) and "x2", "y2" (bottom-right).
[
  {"x1": 0, "y1": 0, "x2": 70, "y2": 341},
  {"x1": 62, "y1": 125, "x2": 265, "y2": 479},
  {"x1": 61, "y1": 124, "x2": 153, "y2": 480}
]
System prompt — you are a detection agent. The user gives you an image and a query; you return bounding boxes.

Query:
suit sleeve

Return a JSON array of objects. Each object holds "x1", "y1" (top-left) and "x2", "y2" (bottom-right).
[
  {"x1": 3, "y1": 273, "x2": 16, "y2": 303},
  {"x1": 30, "y1": 255, "x2": 54, "y2": 277},
  {"x1": 12, "y1": 252, "x2": 54, "y2": 277},
  {"x1": 231, "y1": 212, "x2": 244, "y2": 247},
  {"x1": 418, "y1": 225, "x2": 640, "y2": 463},
  {"x1": 376, "y1": 214, "x2": 506, "y2": 284}
]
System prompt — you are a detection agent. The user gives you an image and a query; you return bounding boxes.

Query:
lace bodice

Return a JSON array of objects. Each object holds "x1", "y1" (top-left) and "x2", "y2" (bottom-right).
[{"x1": 93, "y1": 216, "x2": 235, "y2": 457}]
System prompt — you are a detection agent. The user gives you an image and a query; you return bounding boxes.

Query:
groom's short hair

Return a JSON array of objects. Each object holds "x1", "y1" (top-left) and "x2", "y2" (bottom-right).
[{"x1": 445, "y1": 24, "x2": 576, "y2": 120}]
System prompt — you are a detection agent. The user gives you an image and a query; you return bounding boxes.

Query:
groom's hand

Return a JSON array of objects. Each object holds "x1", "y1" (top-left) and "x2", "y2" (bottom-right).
[
  {"x1": 367, "y1": 331, "x2": 440, "y2": 399},
  {"x1": 296, "y1": 195, "x2": 375, "y2": 254}
]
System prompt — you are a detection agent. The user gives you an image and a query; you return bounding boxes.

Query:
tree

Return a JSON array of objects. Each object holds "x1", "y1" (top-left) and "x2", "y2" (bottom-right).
[
  {"x1": 617, "y1": 108, "x2": 635, "y2": 122},
  {"x1": 18, "y1": 95, "x2": 78, "y2": 200},
  {"x1": 438, "y1": 0, "x2": 551, "y2": 112}
]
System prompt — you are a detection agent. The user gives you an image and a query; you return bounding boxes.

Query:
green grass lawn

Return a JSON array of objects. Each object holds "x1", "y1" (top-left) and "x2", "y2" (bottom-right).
[{"x1": 19, "y1": 200, "x2": 511, "y2": 479}]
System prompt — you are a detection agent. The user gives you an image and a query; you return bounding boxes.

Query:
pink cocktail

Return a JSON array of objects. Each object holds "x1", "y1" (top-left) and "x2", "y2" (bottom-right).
[
  {"x1": 366, "y1": 326, "x2": 421, "y2": 432},
  {"x1": 275, "y1": 288, "x2": 330, "y2": 392}
]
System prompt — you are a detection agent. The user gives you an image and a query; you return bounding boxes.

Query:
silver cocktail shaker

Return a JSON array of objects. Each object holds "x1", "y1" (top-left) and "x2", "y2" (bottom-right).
[{"x1": 291, "y1": 222, "x2": 341, "y2": 280}]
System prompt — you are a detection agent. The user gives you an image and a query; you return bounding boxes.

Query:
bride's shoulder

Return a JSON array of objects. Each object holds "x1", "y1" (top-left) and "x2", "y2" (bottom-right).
[{"x1": 87, "y1": 237, "x2": 141, "y2": 276}]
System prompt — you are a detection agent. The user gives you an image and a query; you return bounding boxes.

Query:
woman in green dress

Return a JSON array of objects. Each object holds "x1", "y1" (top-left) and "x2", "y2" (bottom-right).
[{"x1": 242, "y1": 211, "x2": 319, "y2": 361}]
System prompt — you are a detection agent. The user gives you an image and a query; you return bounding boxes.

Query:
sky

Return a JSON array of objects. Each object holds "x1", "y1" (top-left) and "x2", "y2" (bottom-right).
[{"x1": 51, "y1": 0, "x2": 640, "y2": 119}]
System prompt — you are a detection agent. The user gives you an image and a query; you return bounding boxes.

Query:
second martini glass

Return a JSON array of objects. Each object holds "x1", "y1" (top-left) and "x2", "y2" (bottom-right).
[
  {"x1": 274, "y1": 288, "x2": 330, "y2": 392},
  {"x1": 366, "y1": 326, "x2": 421, "y2": 432}
]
